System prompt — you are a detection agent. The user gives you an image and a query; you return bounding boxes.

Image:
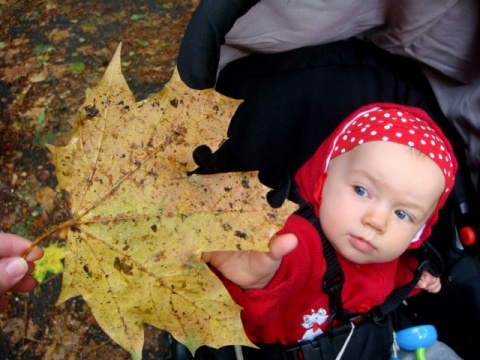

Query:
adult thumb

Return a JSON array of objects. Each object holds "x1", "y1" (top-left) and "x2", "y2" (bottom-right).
[{"x1": 0, "y1": 257, "x2": 28, "y2": 294}]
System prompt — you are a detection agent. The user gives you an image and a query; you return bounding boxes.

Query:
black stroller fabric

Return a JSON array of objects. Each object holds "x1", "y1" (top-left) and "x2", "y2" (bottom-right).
[{"x1": 175, "y1": 1, "x2": 480, "y2": 359}]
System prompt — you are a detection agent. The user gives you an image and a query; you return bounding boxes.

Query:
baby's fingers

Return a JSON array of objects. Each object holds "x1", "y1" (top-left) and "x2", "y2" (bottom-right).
[
  {"x1": 417, "y1": 272, "x2": 442, "y2": 293},
  {"x1": 425, "y1": 279, "x2": 442, "y2": 293}
]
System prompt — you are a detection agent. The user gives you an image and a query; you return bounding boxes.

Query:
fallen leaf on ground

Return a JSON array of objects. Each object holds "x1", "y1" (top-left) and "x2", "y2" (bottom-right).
[
  {"x1": 47, "y1": 29, "x2": 71, "y2": 44},
  {"x1": 28, "y1": 72, "x2": 48, "y2": 83},
  {"x1": 28, "y1": 44, "x2": 297, "y2": 358},
  {"x1": 32, "y1": 241, "x2": 66, "y2": 283},
  {"x1": 36, "y1": 187, "x2": 57, "y2": 212}
]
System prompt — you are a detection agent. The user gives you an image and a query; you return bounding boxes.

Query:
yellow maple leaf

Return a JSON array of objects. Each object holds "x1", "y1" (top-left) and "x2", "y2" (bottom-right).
[{"x1": 25, "y1": 44, "x2": 297, "y2": 359}]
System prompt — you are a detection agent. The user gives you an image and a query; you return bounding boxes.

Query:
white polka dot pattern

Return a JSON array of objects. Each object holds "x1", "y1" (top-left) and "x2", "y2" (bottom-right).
[{"x1": 329, "y1": 108, "x2": 455, "y2": 195}]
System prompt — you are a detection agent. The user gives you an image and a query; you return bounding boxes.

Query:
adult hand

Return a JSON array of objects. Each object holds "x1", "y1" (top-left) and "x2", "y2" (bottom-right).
[
  {"x1": 202, "y1": 233, "x2": 298, "y2": 290},
  {"x1": 0, "y1": 233, "x2": 44, "y2": 310}
]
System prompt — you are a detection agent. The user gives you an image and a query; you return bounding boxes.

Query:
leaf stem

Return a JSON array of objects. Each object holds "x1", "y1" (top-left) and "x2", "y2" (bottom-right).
[{"x1": 22, "y1": 218, "x2": 77, "y2": 258}]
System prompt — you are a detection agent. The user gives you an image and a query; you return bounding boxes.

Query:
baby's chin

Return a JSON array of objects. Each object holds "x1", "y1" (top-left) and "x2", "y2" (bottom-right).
[{"x1": 336, "y1": 248, "x2": 399, "y2": 265}]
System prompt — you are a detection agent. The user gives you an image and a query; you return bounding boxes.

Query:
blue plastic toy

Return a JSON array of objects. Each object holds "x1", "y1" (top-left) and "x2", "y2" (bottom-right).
[{"x1": 394, "y1": 325, "x2": 438, "y2": 360}]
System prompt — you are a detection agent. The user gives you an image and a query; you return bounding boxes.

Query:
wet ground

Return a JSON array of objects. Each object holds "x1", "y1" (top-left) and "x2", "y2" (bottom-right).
[{"x1": 0, "y1": 0, "x2": 198, "y2": 358}]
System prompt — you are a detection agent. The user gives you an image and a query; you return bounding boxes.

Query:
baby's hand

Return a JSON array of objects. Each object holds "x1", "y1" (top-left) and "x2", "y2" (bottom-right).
[
  {"x1": 202, "y1": 233, "x2": 298, "y2": 290},
  {"x1": 415, "y1": 270, "x2": 441, "y2": 293}
]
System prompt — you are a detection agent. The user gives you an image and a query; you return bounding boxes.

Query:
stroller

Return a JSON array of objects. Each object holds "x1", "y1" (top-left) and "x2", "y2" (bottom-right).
[{"x1": 174, "y1": 0, "x2": 480, "y2": 359}]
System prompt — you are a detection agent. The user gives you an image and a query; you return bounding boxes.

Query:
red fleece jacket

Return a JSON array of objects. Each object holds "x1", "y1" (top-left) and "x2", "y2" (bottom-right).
[{"x1": 221, "y1": 214, "x2": 418, "y2": 345}]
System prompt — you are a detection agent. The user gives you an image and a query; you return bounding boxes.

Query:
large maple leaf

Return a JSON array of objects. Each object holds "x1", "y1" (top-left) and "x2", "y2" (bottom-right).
[{"x1": 28, "y1": 44, "x2": 297, "y2": 359}]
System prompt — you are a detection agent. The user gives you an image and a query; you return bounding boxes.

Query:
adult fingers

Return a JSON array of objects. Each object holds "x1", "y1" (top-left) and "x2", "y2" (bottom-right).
[
  {"x1": 0, "y1": 297, "x2": 10, "y2": 311},
  {"x1": 0, "y1": 257, "x2": 29, "y2": 295},
  {"x1": 9, "y1": 275, "x2": 38, "y2": 293},
  {"x1": 0, "y1": 233, "x2": 43, "y2": 261}
]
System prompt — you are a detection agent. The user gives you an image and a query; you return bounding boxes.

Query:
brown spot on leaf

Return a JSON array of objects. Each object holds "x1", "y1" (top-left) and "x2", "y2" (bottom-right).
[
  {"x1": 152, "y1": 251, "x2": 165, "y2": 262},
  {"x1": 114, "y1": 257, "x2": 133, "y2": 275},
  {"x1": 267, "y1": 212, "x2": 276, "y2": 219},
  {"x1": 222, "y1": 223, "x2": 232, "y2": 231},
  {"x1": 83, "y1": 265, "x2": 92, "y2": 277},
  {"x1": 170, "y1": 98, "x2": 178, "y2": 108},
  {"x1": 234, "y1": 231, "x2": 247, "y2": 239},
  {"x1": 84, "y1": 105, "x2": 99, "y2": 119},
  {"x1": 241, "y1": 178, "x2": 250, "y2": 189}
]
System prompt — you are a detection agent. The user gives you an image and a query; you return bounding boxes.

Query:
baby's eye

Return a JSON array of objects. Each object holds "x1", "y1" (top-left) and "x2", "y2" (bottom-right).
[
  {"x1": 395, "y1": 210, "x2": 411, "y2": 222},
  {"x1": 353, "y1": 185, "x2": 368, "y2": 197}
]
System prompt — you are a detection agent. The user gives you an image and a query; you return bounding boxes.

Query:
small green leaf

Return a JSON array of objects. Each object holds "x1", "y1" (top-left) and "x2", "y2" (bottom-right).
[
  {"x1": 36, "y1": 111, "x2": 46, "y2": 125},
  {"x1": 32, "y1": 242, "x2": 66, "y2": 283},
  {"x1": 136, "y1": 40, "x2": 149, "y2": 47},
  {"x1": 32, "y1": 129, "x2": 58, "y2": 145},
  {"x1": 69, "y1": 62, "x2": 86, "y2": 75},
  {"x1": 10, "y1": 222, "x2": 30, "y2": 237},
  {"x1": 32, "y1": 44, "x2": 53, "y2": 55},
  {"x1": 0, "y1": 42, "x2": 6, "y2": 50},
  {"x1": 130, "y1": 12, "x2": 148, "y2": 21},
  {"x1": 37, "y1": 54, "x2": 50, "y2": 63},
  {"x1": 32, "y1": 44, "x2": 45, "y2": 55}
]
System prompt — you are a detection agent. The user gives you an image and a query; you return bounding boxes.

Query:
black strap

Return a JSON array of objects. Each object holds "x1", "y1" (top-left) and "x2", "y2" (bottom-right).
[
  {"x1": 294, "y1": 202, "x2": 349, "y2": 323},
  {"x1": 267, "y1": 173, "x2": 350, "y2": 321},
  {"x1": 368, "y1": 260, "x2": 427, "y2": 322},
  {"x1": 369, "y1": 241, "x2": 444, "y2": 322}
]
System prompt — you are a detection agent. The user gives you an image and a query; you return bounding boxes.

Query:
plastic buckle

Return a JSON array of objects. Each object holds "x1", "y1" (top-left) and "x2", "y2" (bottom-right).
[
  {"x1": 322, "y1": 274, "x2": 344, "y2": 295},
  {"x1": 283, "y1": 346, "x2": 302, "y2": 360},
  {"x1": 369, "y1": 306, "x2": 387, "y2": 324},
  {"x1": 284, "y1": 341, "x2": 322, "y2": 360}
]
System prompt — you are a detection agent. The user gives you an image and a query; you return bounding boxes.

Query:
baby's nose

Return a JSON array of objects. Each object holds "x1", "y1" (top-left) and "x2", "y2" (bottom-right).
[{"x1": 362, "y1": 206, "x2": 387, "y2": 233}]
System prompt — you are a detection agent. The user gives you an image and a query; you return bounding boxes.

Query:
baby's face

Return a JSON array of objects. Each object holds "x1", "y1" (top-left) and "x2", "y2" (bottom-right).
[{"x1": 319, "y1": 141, "x2": 444, "y2": 264}]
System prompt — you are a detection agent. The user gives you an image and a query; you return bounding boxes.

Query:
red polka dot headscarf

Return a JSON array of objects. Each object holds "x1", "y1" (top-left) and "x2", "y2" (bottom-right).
[
  {"x1": 327, "y1": 105, "x2": 456, "y2": 186},
  {"x1": 295, "y1": 103, "x2": 458, "y2": 248}
]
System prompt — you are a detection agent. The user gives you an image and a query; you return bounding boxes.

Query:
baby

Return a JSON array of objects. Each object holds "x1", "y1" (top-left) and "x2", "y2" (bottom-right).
[{"x1": 202, "y1": 103, "x2": 457, "y2": 347}]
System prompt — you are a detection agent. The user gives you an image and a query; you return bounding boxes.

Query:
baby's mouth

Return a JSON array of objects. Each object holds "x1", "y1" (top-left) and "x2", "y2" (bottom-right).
[{"x1": 349, "y1": 235, "x2": 376, "y2": 253}]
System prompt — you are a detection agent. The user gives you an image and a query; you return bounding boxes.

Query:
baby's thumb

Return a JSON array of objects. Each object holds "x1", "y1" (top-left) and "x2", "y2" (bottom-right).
[
  {"x1": 268, "y1": 233, "x2": 298, "y2": 261},
  {"x1": 0, "y1": 257, "x2": 28, "y2": 294}
]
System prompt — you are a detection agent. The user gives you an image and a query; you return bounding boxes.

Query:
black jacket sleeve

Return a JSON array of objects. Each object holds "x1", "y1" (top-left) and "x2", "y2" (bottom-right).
[{"x1": 177, "y1": 0, "x2": 260, "y2": 89}]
